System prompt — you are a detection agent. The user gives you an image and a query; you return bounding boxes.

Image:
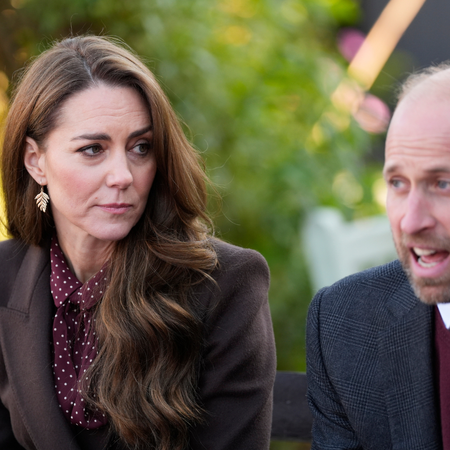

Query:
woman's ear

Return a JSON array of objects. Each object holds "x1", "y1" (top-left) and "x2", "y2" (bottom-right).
[{"x1": 24, "y1": 137, "x2": 47, "y2": 184}]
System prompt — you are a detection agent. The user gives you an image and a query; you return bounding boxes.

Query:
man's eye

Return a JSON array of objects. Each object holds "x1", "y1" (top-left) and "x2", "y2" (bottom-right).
[
  {"x1": 389, "y1": 179, "x2": 403, "y2": 188},
  {"x1": 437, "y1": 180, "x2": 450, "y2": 189}
]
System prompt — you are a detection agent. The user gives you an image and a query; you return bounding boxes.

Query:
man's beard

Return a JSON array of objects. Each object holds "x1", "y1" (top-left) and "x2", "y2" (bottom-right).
[{"x1": 395, "y1": 233, "x2": 450, "y2": 305}]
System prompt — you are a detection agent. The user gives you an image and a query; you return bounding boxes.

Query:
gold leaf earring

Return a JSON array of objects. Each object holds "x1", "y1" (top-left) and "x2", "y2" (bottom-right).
[{"x1": 35, "y1": 185, "x2": 50, "y2": 213}]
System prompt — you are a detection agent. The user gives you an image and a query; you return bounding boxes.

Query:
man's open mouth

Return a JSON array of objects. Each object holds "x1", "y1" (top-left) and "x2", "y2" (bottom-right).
[{"x1": 412, "y1": 247, "x2": 449, "y2": 268}]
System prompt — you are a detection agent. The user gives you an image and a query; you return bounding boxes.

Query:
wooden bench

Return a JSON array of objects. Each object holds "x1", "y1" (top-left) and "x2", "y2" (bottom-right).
[{"x1": 271, "y1": 371, "x2": 313, "y2": 442}]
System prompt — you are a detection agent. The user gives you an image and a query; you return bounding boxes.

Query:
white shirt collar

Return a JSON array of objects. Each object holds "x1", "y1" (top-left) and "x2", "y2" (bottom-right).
[{"x1": 437, "y1": 303, "x2": 450, "y2": 329}]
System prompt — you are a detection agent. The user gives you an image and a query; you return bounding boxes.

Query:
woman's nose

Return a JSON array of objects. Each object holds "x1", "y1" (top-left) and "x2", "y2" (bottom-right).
[{"x1": 105, "y1": 151, "x2": 133, "y2": 189}]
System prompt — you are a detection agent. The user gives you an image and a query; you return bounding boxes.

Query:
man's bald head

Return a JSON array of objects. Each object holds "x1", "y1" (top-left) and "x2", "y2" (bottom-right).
[{"x1": 396, "y1": 63, "x2": 450, "y2": 106}]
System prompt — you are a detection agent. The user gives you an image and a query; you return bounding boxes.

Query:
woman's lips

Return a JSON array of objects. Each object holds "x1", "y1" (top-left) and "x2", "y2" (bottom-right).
[{"x1": 97, "y1": 203, "x2": 132, "y2": 214}]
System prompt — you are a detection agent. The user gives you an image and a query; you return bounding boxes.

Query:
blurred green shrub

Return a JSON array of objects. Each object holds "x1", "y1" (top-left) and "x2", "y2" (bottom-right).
[{"x1": 0, "y1": 0, "x2": 386, "y2": 370}]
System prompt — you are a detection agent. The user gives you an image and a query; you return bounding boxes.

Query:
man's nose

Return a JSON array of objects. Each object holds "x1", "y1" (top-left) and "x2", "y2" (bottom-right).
[
  {"x1": 106, "y1": 151, "x2": 133, "y2": 189},
  {"x1": 400, "y1": 191, "x2": 436, "y2": 235}
]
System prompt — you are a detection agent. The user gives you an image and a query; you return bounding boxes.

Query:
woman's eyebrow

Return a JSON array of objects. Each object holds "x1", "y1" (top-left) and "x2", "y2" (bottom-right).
[
  {"x1": 71, "y1": 132, "x2": 111, "y2": 142},
  {"x1": 71, "y1": 125, "x2": 152, "y2": 142},
  {"x1": 128, "y1": 125, "x2": 152, "y2": 139}
]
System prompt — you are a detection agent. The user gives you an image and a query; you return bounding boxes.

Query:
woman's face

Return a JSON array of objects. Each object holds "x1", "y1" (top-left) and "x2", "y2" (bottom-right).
[{"x1": 25, "y1": 84, "x2": 157, "y2": 246}]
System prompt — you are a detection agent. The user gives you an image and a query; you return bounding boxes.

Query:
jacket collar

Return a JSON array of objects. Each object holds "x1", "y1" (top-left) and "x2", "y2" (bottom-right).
[
  {"x1": 379, "y1": 279, "x2": 441, "y2": 449},
  {"x1": 0, "y1": 243, "x2": 82, "y2": 449}
]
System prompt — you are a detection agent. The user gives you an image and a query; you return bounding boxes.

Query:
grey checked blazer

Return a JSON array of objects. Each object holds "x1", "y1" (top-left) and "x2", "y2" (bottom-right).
[{"x1": 307, "y1": 260, "x2": 442, "y2": 450}]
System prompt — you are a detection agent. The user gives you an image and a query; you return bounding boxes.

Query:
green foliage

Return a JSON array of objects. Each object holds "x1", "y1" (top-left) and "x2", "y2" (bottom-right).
[
  {"x1": 0, "y1": 0, "x2": 379, "y2": 371},
  {"x1": 271, "y1": 441, "x2": 311, "y2": 450}
]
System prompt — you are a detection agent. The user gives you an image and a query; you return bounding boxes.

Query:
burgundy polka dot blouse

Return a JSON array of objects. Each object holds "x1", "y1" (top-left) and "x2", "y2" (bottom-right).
[{"x1": 50, "y1": 236, "x2": 108, "y2": 429}]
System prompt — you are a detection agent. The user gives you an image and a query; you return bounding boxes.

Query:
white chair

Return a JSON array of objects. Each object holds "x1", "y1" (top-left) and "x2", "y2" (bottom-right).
[{"x1": 302, "y1": 207, "x2": 397, "y2": 292}]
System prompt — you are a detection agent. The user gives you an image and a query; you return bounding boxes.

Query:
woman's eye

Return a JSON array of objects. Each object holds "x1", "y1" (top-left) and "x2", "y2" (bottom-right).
[
  {"x1": 132, "y1": 142, "x2": 152, "y2": 155},
  {"x1": 78, "y1": 145, "x2": 103, "y2": 156}
]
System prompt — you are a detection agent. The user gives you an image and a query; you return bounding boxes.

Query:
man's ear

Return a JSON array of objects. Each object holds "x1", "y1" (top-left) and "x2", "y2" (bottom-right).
[{"x1": 23, "y1": 137, "x2": 47, "y2": 184}]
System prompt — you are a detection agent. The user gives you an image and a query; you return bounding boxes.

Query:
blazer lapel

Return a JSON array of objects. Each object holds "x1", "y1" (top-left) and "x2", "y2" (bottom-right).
[
  {"x1": 0, "y1": 244, "x2": 81, "y2": 450},
  {"x1": 379, "y1": 284, "x2": 441, "y2": 450}
]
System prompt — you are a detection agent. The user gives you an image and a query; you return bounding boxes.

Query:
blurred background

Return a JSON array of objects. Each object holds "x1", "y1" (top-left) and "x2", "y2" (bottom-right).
[{"x1": 0, "y1": 0, "x2": 447, "y2": 448}]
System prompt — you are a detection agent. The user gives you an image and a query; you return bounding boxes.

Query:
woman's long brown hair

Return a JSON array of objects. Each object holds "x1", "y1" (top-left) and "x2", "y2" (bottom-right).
[{"x1": 1, "y1": 36, "x2": 217, "y2": 450}]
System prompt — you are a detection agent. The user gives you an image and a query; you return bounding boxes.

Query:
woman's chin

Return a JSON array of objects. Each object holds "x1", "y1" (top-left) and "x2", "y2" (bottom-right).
[{"x1": 90, "y1": 227, "x2": 134, "y2": 243}]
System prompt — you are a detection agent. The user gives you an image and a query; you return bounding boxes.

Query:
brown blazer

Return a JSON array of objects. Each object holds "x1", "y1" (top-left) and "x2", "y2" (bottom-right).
[{"x1": 0, "y1": 238, "x2": 276, "y2": 450}]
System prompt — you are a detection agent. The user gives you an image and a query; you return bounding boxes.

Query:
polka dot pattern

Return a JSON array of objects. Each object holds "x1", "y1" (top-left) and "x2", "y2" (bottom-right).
[{"x1": 50, "y1": 236, "x2": 108, "y2": 429}]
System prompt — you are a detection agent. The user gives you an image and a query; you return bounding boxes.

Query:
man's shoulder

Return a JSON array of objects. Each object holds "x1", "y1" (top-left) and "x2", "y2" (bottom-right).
[
  {"x1": 310, "y1": 260, "x2": 418, "y2": 325},
  {"x1": 327, "y1": 259, "x2": 408, "y2": 295}
]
